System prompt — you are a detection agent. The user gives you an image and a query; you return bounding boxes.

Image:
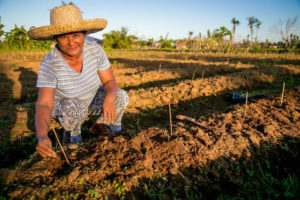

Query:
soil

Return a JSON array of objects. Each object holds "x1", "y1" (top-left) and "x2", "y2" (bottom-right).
[
  {"x1": 1, "y1": 90, "x2": 299, "y2": 199},
  {"x1": 0, "y1": 51, "x2": 300, "y2": 199}
]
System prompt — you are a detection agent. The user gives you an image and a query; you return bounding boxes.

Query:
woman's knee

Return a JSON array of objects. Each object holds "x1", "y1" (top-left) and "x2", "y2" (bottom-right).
[
  {"x1": 116, "y1": 88, "x2": 129, "y2": 108},
  {"x1": 57, "y1": 98, "x2": 87, "y2": 119}
]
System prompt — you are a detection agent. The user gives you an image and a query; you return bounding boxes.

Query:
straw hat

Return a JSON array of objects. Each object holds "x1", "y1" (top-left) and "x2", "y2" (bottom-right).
[{"x1": 28, "y1": 4, "x2": 107, "y2": 40}]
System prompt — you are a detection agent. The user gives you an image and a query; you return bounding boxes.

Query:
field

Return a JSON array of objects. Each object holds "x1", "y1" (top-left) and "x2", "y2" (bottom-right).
[{"x1": 0, "y1": 50, "x2": 300, "y2": 199}]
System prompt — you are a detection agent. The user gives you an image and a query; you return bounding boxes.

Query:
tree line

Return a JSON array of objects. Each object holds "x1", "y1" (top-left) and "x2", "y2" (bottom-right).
[
  {"x1": 0, "y1": 24, "x2": 54, "y2": 51},
  {"x1": 0, "y1": 16, "x2": 299, "y2": 53}
]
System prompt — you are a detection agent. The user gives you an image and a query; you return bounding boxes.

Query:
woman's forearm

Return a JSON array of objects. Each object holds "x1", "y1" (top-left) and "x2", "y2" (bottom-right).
[{"x1": 35, "y1": 104, "x2": 53, "y2": 140}]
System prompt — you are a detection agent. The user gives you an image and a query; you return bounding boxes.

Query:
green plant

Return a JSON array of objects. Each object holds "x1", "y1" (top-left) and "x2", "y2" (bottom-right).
[
  {"x1": 237, "y1": 61, "x2": 242, "y2": 66},
  {"x1": 201, "y1": 70, "x2": 206, "y2": 79},
  {"x1": 192, "y1": 69, "x2": 197, "y2": 80},
  {"x1": 144, "y1": 177, "x2": 171, "y2": 200},
  {"x1": 113, "y1": 181, "x2": 127, "y2": 199},
  {"x1": 77, "y1": 177, "x2": 84, "y2": 185},
  {"x1": 87, "y1": 188, "x2": 99, "y2": 199},
  {"x1": 0, "y1": 119, "x2": 11, "y2": 129},
  {"x1": 102, "y1": 27, "x2": 137, "y2": 49},
  {"x1": 283, "y1": 174, "x2": 299, "y2": 198}
]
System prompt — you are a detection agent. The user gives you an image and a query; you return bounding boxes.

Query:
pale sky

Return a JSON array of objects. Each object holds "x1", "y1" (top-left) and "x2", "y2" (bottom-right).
[{"x1": 0, "y1": 0, "x2": 300, "y2": 42}]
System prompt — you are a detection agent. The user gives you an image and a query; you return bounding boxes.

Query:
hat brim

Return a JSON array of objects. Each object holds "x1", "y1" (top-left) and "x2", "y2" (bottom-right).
[{"x1": 28, "y1": 18, "x2": 107, "y2": 40}]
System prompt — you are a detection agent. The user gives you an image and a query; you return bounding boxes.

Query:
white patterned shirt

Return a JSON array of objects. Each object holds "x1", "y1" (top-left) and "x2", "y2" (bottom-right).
[{"x1": 37, "y1": 39, "x2": 110, "y2": 106}]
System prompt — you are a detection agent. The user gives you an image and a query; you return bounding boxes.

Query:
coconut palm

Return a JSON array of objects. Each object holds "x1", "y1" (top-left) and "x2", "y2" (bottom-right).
[
  {"x1": 188, "y1": 31, "x2": 194, "y2": 39},
  {"x1": 231, "y1": 18, "x2": 240, "y2": 42},
  {"x1": 212, "y1": 26, "x2": 232, "y2": 42},
  {"x1": 255, "y1": 20, "x2": 262, "y2": 42},
  {"x1": 247, "y1": 16, "x2": 256, "y2": 43},
  {"x1": 0, "y1": 24, "x2": 4, "y2": 39}
]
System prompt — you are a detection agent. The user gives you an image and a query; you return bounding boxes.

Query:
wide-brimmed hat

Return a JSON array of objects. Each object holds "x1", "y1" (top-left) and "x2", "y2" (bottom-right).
[{"x1": 28, "y1": 4, "x2": 107, "y2": 40}]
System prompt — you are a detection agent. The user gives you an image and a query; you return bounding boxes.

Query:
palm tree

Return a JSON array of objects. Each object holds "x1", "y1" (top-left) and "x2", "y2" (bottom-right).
[
  {"x1": 255, "y1": 20, "x2": 262, "y2": 42},
  {"x1": 0, "y1": 24, "x2": 4, "y2": 39},
  {"x1": 212, "y1": 26, "x2": 232, "y2": 42},
  {"x1": 207, "y1": 29, "x2": 211, "y2": 38},
  {"x1": 231, "y1": 18, "x2": 240, "y2": 42},
  {"x1": 188, "y1": 31, "x2": 194, "y2": 39},
  {"x1": 247, "y1": 16, "x2": 256, "y2": 43}
]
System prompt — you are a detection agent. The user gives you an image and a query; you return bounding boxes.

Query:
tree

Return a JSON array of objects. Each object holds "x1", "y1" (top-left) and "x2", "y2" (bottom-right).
[
  {"x1": 102, "y1": 27, "x2": 137, "y2": 49},
  {"x1": 0, "y1": 24, "x2": 4, "y2": 39},
  {"x1": 272, "y1": 16, "x2": 298, "y2": 50},
  {"x1": 1, "y1": 25, "x2": 53, "y2": 51},
  {"x1": 147, "y1": 38, "x2": 154, "y2": 46},
  {"x1": 188, "y1": 31, "x2": 194, "y2": 39},
  {"x1": 255, "y1": 19, "x2": 262, "y2": 42},
  {"x1": 4, "y1": 25, "x2": 28, "y2": 50},
  {"x1": 212, "y1": 26, "x2": 232, "y2": 42},
  {"x1": 207, "y1": 29, "x2": 211, "y2": 38},
  {"x1": 247, "y1": 16, "x2": 261, "y2": 46},
  {"x1": 247, "y1": 16, "x2": 256, "y2": 43},
  {"x1": 158, "y1": 33, "x2": 174, "y2": 49},
  {"x1": 231, "y1": 18, "x2": 240, "y2": 42}
]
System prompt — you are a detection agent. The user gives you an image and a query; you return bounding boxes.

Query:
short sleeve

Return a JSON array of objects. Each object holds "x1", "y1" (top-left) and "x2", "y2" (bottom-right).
[
  {"x1": 97, "y1": 46, "x2": 110, "y2": 71},
  {"x1": 36, "y1": 54, "x2": 57, "y2": 88}
]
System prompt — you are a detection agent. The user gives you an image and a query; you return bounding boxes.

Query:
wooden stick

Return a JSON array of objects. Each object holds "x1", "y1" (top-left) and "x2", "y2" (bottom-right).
[
  {"x1": 244, "y1": 92, "x2": 248, "y2": 117},
  {"x1": 52, "y1": 128, "x2": 72, "y2": 167},
  {"x1": 280, "y1": 82, "x2": 285, "y2": 106},
  {"x1": 168, "y1": 100, "x2": 173, "y2": 136},
  {"x1": 176, "y1": 115, "x2": 212, "y2": 130}
]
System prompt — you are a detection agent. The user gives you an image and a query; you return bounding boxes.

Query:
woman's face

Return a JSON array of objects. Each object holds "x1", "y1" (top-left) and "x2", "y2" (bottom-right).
[{"x1": 56, "y1": 32, "x2": 86, "y2": 58}]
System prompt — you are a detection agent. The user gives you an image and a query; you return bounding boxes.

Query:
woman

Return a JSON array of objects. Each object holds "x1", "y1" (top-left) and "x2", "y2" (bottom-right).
[{"x1": 28, "y1": 4, "x2": 129, "y2": 158}]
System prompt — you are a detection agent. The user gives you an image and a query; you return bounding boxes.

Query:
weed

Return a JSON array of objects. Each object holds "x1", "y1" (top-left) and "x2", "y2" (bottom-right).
[
  {"x1": 281, "y1": 143, "x2": 289, "y2": 151},
  {"x1": 143, "y1": 177, "x2": 171, "y2": 199},
  {"x1": 270, "y1": 67, "x2": 278, "y2": 77},
  {"x1": 87, "y1": 188, "x2": 99, "y2": 199},
  {"x1": 113, "y1": 181, "x2": 127, "y2": 199},
  {"x1": 192, "y1": 69, "x2": 197, "y2": 80},
  {"x1": 100, "y1": 180, "x2": 110, "y2": 188},
  {"x1": 185, "y1": 190, "x2": 203, "y2": 200},
  {"x1": 283, "y1": 174, "x2": 299, "y2": 198},
  {"x1": 201, "y1": 70, "x2": 205, "y2": 79},
  {"x1": 0, "y1": 119, "x2": 11, "y2": 129},
  {"x1": 77, "y1": 177, "x2": 84, "y2": 185},
  {"x1": 261, "y1": 60, "x2": 267, "y2": 66},
  {"x1": 16, "y1": 123, "x2": 23, "y2": 128}
]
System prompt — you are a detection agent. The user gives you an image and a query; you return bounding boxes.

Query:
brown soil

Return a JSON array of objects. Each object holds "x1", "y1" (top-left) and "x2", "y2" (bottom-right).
[
  {"x1": 3, "y1": 89, "x2": 300, "y2": 199},
  {"x1": 0, "y1": 51, "x2": 300, "y2": 199}
]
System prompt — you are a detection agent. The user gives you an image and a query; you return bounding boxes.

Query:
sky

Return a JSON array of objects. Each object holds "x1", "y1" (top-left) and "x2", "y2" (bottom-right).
[{"x1": 0, "y1": 0, "x2": 299, "y2": 42}]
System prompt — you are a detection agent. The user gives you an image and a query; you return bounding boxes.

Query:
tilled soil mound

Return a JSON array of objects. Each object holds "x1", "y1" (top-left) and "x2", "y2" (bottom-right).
[{"x1": 3, "y1": 90, "x2": 300, "y2": 199}]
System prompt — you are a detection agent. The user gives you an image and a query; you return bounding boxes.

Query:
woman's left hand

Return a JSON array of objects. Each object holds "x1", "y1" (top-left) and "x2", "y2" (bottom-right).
[{"x1": 102, "y1": 94, "x2": 116, "y2": 124}]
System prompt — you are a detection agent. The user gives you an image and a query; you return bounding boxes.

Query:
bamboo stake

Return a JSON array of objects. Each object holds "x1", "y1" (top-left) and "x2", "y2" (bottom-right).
[
  {"x1": 244, "y1": 92, "x2": 248, "y2": 117},
  {"x1": 168, "y1": 100, "x2": 173, "y2": 136},
  {"x1": 280, "y1": 82, "x2": 285, "y2": 106},
  {"x1": 52, "y1": 128, "x2": 72, "y2": 167}
]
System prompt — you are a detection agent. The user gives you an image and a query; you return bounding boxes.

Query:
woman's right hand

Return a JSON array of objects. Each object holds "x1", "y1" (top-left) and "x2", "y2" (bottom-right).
[{"x1": 36, "y1": 136, "x2": 57, "y2": 158}]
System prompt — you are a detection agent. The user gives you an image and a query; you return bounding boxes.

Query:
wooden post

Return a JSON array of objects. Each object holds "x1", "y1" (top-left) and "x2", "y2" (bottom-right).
[
  {"x1": 244, "y1": 92, "x2": 248, "y2": 117},
  {"x1": 280, "y1": 82, "x2": 285, "y2": 106},
  {"x1": 52, "y1": 128, "x2": 72, "y2": 167},
  {"x1": 168, "y1": 100, "x2": 173, "y2": 136}
]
